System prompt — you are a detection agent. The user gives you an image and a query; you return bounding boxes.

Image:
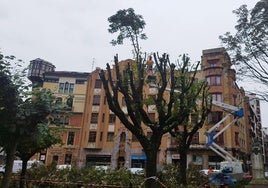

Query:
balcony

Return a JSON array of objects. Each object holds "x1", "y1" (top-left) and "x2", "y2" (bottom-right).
[
  {"x1": 90, "y1": 124, "x2": 98, "y2": 130},
  {"x1": 87, "y1": 142, "x2": 96, "y2": 148},
  {"x1": 93, "y1": 88, "x2": 101, "y2": 95},
  {"x1": 92, "y1": 105, "x2": 100, "y2": 113}
]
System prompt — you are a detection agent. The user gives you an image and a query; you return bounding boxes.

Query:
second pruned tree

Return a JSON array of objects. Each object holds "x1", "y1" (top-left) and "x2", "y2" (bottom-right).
[{"x1": 99, "y1": 53, "x2": 211, "y2": 187}]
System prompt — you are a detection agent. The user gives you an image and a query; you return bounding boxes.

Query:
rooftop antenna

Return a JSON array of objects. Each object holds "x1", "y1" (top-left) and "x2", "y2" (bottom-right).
[{"x1": 91, "y1": 58, "x2": 95, "y2": 72}]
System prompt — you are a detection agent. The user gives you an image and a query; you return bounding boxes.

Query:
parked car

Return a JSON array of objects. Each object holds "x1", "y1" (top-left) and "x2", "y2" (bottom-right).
[
  {"x1": 0, "y1": 160, "x2": 40, "y2": 174},
  {"x1": 56, "y1": 164, "x2": 72, "y2": 170},
  {"x1": 129, "y1": 168, "x2": 144, "y2": 175},
  {"x1": 200, "y1": 169, "x2": 221, "y2": 176},
  {"x1": 0, "y1": 164, "x2": 5, "y2": 175},
  {"x1": 94, "y1": 165, "x2": 109, "y2": 171}
]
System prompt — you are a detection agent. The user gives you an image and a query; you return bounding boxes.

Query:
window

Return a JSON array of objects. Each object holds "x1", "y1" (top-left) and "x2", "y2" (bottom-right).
[
  {"x1": 44, "y1": 78, "x2": 59, "y2": 83},
  {"x1": 191, "y1": 132, "x2": 199, "y2": 144},
  {"x1": 208, "y1": 111, "x2": 223, "y2": 124},
  {"x1": 233, "y1": 95, "x2": 237, "y2": 106},
  {"x1": 95, "y1": 79, "x2": 102, "y2": 88},
  {"x1": 107, "y1": 132, "x2": 114, "y2": 142},
  {"x1": 58, "y1": 82, "x2": 74, "y2": 94},
  {"x1": 235, "y1": 132, "x2": 239, "y2": 145},
  {"x1": 215, "y1": 131, "x2": 224, "y2": 145},
  {"x1": 93, "y1": 95, "x2": 101, "y2": 105},
  {"x1": 60, "y1": 116, "x2": 69, "y2": 125},
  {"x1": 58, "y1": 83, "x2": 64, "y2": 93},
  {"x1": 76, "y1": 79, "x2": 85, "y2": 84},
  {"x1": 207, "y1": 59, "x2": 219, "y2": 67},
  {"x1": 108, "y1": 114, "x2": 116, "y2": 124},
  {"x1": 90, "y1": 113, "x2": 98, "y2": 123},
  {"x1": 211, "y1": 93, "x2": 222, "y2": 102},
  {"x1": 88, "y1": 131, "x2": 96, "y2": 142},
  {"x1": 193, "y1": 155, "x2": 202, "y2": 163},
  {"x1": 120, "y1": 132, "x2": 126, "y2": 142},
  {"x1": 64, "y1": 82, "x2": 69, "y2": 93},
  {"x1": 206, "y1": 75, "x2": 221, "y2": 86},
  {"x1": 69, "y1": 83, "x2": 74, "y2": 93},
  {"x1": 67, "y1": 131, "x2": 75, "y2": 145},
  {"x1": 64, "y1": 154, "x2": 72, "y2": 164}
]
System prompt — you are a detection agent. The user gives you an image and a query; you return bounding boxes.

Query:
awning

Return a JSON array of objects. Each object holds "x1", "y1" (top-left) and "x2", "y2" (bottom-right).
[
  {"x1": 131, "y1": 155, "x2": 147, "y2": 160},
  {"x1": 86, "y1": 154, "x2": 111, "y2": 159}
]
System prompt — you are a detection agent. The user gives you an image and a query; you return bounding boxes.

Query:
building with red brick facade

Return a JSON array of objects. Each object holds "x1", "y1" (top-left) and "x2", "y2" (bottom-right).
[{"x1": 79, "y1": 48, "x2": 256, "y2": 170}]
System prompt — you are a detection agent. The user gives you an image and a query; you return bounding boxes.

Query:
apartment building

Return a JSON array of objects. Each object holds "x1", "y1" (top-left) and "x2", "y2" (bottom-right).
[
  {"x1": 28, "y1": 48, "x2": 260, "y2": 171},
  {"x1": 28, "y1": 58, "x2": 90, "y2": 165},
  {"x1": 79, "y1": 61, "x2": 171, "y2": 170},
  {"x1": 262, "y1": 128, "x2": 268, "y2": 176},
  {"x1": 197, "y1": 48, "x2": 252, "y2": 169},
  {"x1": 80, "y1": 48, "x2": 254, "y2": 171}
]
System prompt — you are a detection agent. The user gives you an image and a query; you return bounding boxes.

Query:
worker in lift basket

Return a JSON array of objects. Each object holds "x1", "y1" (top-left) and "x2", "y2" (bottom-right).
[{"x1": 208, "y1": 166, "x2": 214, "y2": 174}]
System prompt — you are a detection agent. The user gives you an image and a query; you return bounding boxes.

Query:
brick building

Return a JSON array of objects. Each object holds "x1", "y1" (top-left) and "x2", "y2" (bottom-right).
[
  {"x1": 27, "y1": 48, "x2": 262, "y2": 171},
  {"x1": 80, "y1": 48, "x2": 254, "y2": 170}
]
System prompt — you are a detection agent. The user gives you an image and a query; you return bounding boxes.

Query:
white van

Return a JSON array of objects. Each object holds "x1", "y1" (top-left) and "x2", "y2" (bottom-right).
[{"x1": 0, "y1": 160, "x2": 39, "y2": 174}]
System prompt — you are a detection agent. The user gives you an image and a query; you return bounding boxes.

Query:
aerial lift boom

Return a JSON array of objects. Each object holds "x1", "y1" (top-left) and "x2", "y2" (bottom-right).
[{"x1": 205, "y1": 101, "x2": 244, "y2": 162}]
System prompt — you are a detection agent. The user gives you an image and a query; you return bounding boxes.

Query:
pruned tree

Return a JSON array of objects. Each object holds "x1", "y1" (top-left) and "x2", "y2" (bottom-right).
[
  {"x1": 0, "y1": 53, "x2": 66, "y2": 188},
  {"x1": 106, "y1": 8, "x2": 211, "y2": 188},
  {"x1": 169, "y1": 55, "x2": 211, "y2": 186},
  {"x1": 99, "y1": 53, "x2": 211, "y2": 188},
  {"x1": 219, "y1": 0, "x2": 268, "y2": 99},
  {"x1": 108, "y1": 8, "x2": 147, "y2": 58}
]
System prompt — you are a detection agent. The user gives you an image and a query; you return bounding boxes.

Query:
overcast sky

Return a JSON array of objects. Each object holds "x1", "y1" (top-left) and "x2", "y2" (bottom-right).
[{"x1": 1, "y1": 0, "x2": 266, "y2": 125}]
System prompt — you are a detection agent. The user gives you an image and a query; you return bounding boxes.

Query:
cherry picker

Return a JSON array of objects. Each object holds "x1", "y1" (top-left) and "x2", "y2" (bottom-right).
[{"x1": 205, "y1": 100, "x2": 246, "y2": 185}]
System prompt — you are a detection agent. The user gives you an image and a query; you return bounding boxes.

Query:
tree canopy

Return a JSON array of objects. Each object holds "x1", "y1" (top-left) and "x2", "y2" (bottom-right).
[
  {"x1": 0, "y1": 53, "x2": 66, "y2": 188},
  {"x1": 108, "y1": 8, "x2": 147, "y2": 57},
  {"x1": 219, "y1": 0, "x2": 268, "y2": 98}
]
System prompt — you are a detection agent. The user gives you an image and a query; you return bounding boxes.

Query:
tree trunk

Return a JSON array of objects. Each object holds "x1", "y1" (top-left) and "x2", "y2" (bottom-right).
[
  {"x1": 178, "y1": 145, "x2": 187, "y2": 187},
  {"x1": 19, "y1": 159, "x2": 28, "y2": 188},
  {"x1": 144, "y1": 148, "x2": 160, "y2": 188},
  {"x1": 2, "y1": 139, "x2": 18, "y2": 188}
]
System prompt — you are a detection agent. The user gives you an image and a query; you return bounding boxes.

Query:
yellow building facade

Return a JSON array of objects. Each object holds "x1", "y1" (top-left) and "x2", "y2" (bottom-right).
[{"x1": 28, "y1": 58, "x2": 90, "y2": 165}]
